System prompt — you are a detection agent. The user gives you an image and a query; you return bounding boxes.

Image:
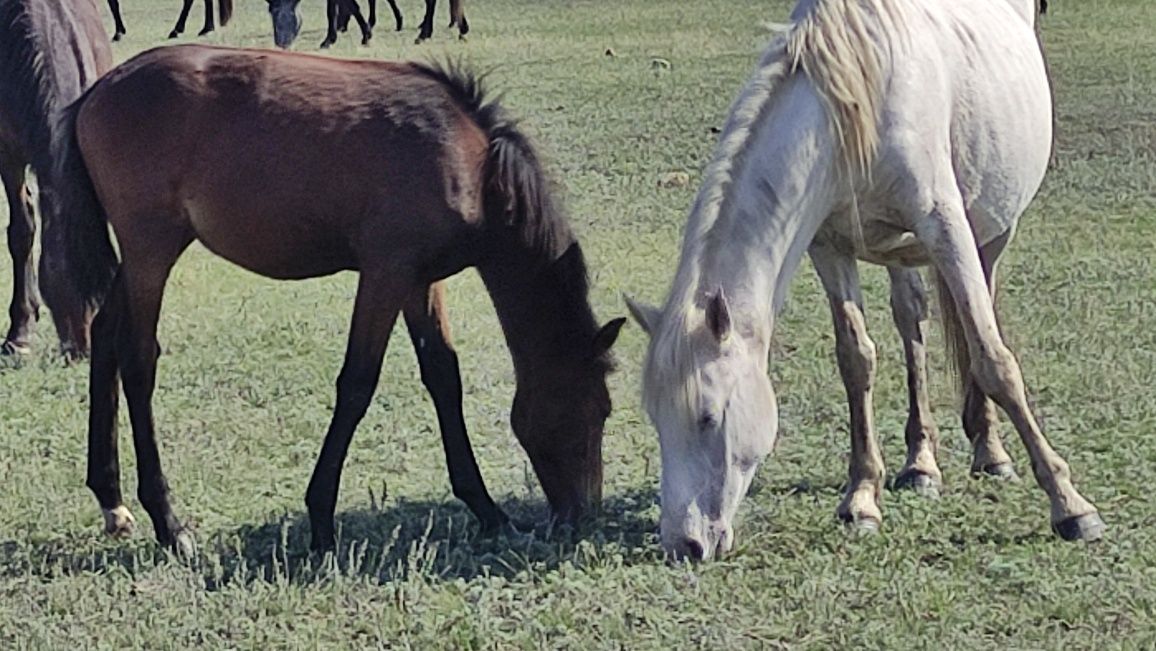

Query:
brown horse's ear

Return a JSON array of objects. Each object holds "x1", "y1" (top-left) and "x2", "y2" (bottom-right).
[
  {"x1": 593, "y1": 317, "x2": 627, "y2": 357},
  {"x1": 624, "y1": 295, "x2": 660, "y2": 337},
  {"x1": 706, "y1": 288, "x2": 732, "y2": 342}
]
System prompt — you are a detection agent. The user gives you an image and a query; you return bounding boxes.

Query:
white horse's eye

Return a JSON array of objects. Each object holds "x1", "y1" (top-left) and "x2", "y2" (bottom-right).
[{"x1": 698, "y1": 411, "x2": 718, "y2": 431}]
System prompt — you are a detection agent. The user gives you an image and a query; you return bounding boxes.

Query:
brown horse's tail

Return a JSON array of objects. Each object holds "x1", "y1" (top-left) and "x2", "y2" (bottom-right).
[
  {"x1": 218, "y1": 0, "x2": 234, "y2": 26},
  {"x1": 51, "y1": 96, "x2": 119, "y2": 310}
]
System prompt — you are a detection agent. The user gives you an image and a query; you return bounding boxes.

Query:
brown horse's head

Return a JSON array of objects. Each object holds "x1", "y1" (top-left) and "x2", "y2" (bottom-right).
[
  {"x1": 510, "y1": 317, "x2": 624, "y2": 525},
  {"x1": 266, "y1": 0, "x2": 302, "y2": 48}
]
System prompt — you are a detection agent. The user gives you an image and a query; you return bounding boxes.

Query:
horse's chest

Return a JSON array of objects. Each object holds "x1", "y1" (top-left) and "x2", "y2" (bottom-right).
[{"x1": 819, "y1": 205, "x2": 931, "y2": 267}]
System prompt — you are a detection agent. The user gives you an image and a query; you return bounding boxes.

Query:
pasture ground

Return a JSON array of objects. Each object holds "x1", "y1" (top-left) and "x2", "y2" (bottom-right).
[{"x1": 1, "y1": 0, "x2": 1154, "y2": 648}]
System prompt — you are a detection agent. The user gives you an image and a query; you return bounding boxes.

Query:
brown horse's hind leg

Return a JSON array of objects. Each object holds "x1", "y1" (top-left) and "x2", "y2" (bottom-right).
[
  {"x1": 403, "y1": 283, "x2": 510, "y2": 533},
  {"x1": 305, "y1": 268, "x2": 412, "y2": 551},
  {"x1": 169, "y1": 0, "x2": 195, "y2": 38},
  {"x1": 0, "y1": 150, "x2": 39, "y2": 355},
  {"x1": 115, "y1": 235, "x2": 193, "y2": 554},
  {"x1": 887, "y1": 267, "x2": 944, "y2": 495},
  {"x1": 86, "y1": 270, "x2": 135, "y2": 537}
]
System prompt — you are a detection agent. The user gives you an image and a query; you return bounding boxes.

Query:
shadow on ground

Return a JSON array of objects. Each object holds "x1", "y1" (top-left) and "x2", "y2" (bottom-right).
[{"x1": 0, "y1": 490, "x2": 665, "y2": 588}]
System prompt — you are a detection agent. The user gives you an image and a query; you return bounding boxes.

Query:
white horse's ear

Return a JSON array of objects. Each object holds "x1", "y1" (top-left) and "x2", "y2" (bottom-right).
[
  {"x1": 706, "y1": 287, "x2": 732, "y2": 342},
  {"x1": 624, "y1": 295, "x2": 661, "y2": 337}
]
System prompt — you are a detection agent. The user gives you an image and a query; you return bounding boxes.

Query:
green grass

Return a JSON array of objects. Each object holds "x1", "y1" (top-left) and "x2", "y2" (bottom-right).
[{"x1": 2, "y1": 0, "x2": 1155, "y2": 648}]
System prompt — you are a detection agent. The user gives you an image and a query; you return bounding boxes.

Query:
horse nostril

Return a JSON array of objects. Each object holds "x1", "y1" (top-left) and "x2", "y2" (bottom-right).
[{"x1": 685, "y1": 538, "x2": 706, "y2": 561}]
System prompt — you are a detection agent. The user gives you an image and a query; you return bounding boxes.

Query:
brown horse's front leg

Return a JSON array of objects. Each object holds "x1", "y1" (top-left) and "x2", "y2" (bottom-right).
[
  {"x1": 169, "y1": 0, "x2": 195, "y2": 38},
  {"x1": 305, "y1": 270, "x2": 410, "y2": 551},
  {"x1": 403, "y1": 283, "x2": 510, "y2": 533},
  {"x1": 0, "y1": 152, "x2": 39, "y2": 355}
]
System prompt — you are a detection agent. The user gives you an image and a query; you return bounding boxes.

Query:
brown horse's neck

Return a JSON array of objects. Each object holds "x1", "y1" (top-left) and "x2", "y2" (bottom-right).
[{"x1": 477, "y1": 235, "x2": 603, "y2": 381}]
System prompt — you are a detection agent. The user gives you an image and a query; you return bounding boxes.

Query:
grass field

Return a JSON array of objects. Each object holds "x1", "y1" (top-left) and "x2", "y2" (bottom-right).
[{"x1": 2, "y1": 0, "x2": 1155, "y2": 647}]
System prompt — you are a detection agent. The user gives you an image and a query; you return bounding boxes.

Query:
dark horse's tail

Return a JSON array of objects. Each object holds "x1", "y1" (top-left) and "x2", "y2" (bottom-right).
[
  {"x1": 414, "y1": 61, "x2": 569, "y2": 256},
  {"x1": 52, "y1": 94, "x2": 119, "y2": 311},
  {"x1": 219, "y1": 0, "x2": 234, "y2": 27}
]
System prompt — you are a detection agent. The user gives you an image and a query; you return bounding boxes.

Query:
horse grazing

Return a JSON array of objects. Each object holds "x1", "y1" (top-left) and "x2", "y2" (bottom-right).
[
  {"x1": 54, "y1": 45, "x2": 624, "y2": 553},
  {"x1": 626, "y1": 0, "x2": 1102, "y2": 561},
  {"x1": 105, "y1": 0, "x2": 233, "y2": 42},
  {"x1": 0, "y1": 0, "x2": 111, "y2": 357}
]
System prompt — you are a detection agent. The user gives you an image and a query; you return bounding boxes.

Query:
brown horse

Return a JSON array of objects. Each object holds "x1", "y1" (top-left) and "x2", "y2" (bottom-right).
[
  {"x1": 0, "y1": 0, "x2": 111, "y2": 357},
  {"x1": 105, "y1": 0, "x2": 233, "y2": 42},
  {"x1": 55, "y1": 45, "x2": 624, "y2": 553}
]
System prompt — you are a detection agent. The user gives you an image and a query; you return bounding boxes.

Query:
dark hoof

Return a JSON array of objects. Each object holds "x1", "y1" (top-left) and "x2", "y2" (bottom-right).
[
  {"x1": 893, "y1": 470, "x2": 941, "y2": 498},
  {"x1": 112, "y1": 32, "x2": 124, "y2": 42},
  {"x1": 168, "y1": 30, "x2": 181, "y2": 39},
  {"x1": 1054, "y1": 512, "x2": 1106, "y2": 542},
  {"x1": 0, "y1": 340, "x2": 31, "y2": 356},
  {"x1": 360, "y1": 35, "x2": 372, "y2": 46},
  {"x1": 197, "y1": 28, "x2": 214, "y2": 37},
  {"x1": 974, "y1": 462, "x2": 1019, "y2": 481},
  {"x1": 319, "y1": 39, "x2": 335, "y2": 49}
]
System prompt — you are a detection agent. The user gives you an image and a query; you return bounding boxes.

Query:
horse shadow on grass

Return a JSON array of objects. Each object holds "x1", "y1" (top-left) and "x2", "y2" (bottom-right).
[{"x1": 0, "y1": 489, "x2": 664, "y2": 588}]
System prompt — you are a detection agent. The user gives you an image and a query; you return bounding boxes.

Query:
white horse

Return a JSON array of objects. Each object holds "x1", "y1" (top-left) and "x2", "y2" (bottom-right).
[{"x1": 626, "y1": 0, "x2": 1104, "y2": 561}]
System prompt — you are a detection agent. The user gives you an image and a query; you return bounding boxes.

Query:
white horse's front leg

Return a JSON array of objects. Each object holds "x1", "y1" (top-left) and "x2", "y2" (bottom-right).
[
  {"x1": 887, "y1": 267, "x2": 943, "y2": 495},
  {"x1": 917, "y1": 204, "x2": 1104, "y2": 541},
  {"x1": 810, "y1": 241, "x2": 885, "y2": 532}
]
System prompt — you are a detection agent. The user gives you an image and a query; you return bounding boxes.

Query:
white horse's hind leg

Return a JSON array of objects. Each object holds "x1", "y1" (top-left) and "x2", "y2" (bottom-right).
[
  {"x1": 887, "y1": 267, "x2": 943, "y2": 495},
  {"x1": 956, "y1": 233, "x2": 1018, "y2": 480},
  {"x1": 810, "y1": 241, "x2": 885, "y2": 531},
  {"x1": 917, "y1": 204, "x2": 1104, "y2": 541}
]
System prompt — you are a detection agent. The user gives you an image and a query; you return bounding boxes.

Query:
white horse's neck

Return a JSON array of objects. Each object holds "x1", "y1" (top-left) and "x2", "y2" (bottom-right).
[{"x1": 666, "y1": 74, "x2": 841, "y2": 347}]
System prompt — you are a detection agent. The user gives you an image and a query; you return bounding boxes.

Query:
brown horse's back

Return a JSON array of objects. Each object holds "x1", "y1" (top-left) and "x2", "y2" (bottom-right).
[{"x1": 76, "y1": 45, "x2": 489, "y2": 281}]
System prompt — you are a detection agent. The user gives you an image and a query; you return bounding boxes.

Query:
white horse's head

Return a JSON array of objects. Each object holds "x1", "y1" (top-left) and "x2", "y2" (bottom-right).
[{"x1": 628, "y1": 289, "x2": 778, "y2": 561}]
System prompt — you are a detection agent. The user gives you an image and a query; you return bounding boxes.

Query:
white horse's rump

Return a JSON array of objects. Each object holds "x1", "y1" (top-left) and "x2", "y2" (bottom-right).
[{"x1": 628, "y1": 0, "x2": 1102, "y2": 561}]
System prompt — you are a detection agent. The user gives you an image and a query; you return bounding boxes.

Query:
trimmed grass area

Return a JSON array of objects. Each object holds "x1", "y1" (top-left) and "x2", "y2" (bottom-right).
[{"x1": 1, "y1": 0, "x2": 1154, "y2": 647}]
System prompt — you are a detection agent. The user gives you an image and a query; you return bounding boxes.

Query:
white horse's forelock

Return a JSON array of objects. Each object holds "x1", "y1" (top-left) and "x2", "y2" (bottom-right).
[{"x1": 644, "y1": 0, "x2": 905, "y2": 410}]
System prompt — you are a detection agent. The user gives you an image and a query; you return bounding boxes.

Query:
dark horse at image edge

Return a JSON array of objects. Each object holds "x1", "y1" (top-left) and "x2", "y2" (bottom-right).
[
  {"x1": 53, "y1": 45, "x2": 624, "y2": 553},
  {"x1": 0, "y1": 0, "x2": 112, "y2": 357}
]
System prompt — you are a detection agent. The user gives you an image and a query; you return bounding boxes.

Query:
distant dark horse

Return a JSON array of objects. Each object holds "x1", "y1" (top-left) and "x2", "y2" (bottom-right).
[
  {"x1": 55, "y1": 45, "x2": 624, "y2": 553},
  {"x1": 105, "y1": 0, "x2": 233, "y2": 42},
  {"x1": 268, "y1": 0, "x2": 465, "y2": 49},
  {"x1": 0, "y1": 0, "x2": 111, "y2": 357}
]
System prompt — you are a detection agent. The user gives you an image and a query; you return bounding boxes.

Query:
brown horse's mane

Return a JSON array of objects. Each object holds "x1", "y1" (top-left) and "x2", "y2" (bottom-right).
[{"x1": 413, "y1": 61, "x2": 613, "y2": 372}]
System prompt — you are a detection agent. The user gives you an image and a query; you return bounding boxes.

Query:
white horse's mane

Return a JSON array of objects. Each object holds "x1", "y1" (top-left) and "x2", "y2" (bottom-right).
[{"x1": 645, "y1": 0, "x2": 908, "y2": 406}]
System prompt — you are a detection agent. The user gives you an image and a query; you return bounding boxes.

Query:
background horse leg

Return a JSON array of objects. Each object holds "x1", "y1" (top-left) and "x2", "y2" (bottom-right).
[
  {"x1": 449, "y1": 0, "x2": 468, "y2": 38},
  {"x1": 116, "y1": 235, "x2": 193, "y2": 554},
  {"x1": 810, "y1": 241, "x2": 885, "y2": 531},
  {"x1": 169, "y1": 0, "x2": 195, "y2": 38},
  {"x1": 0, "y1": 149, "x2": 39, "y2": 355},
  {"x1": 197, "y1": 0, "x2": 217, "y2": 36},
  {"x1": 887, "y1": 267, "x2": 943, "y2": 495},
  {"x1": 304, "y1": 269, "x2": 411, "y2": 550},
  {"x1": 921, "y1": 202, "x2": 1104, "y2": 541},
  {"x1": 339, "y1": 0, "x2": 373, "y2": 44},
  {"x1": 107, "y1": 0, "x2": 127, "y2": 41},
  {"x1": 86, "y1": 271, "x2": 135, "y2": 537},
  {"x1": 321, "y1": 0, "x2": 340, "y2": 48},
  {"x1": 384, "y1": 0, "x2": 402, "y2": 30},
  {"x1": 416, "y1": 0, "x2": 436, "y2": 42},
  {"x1": 403, "y1": 283, "x2": 510, "y2": 532}
]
